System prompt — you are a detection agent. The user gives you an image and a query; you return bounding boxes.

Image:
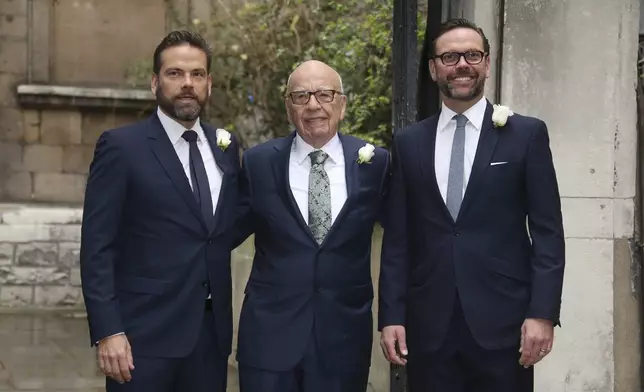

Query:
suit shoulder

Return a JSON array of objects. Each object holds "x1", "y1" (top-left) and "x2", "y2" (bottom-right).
[
  {"x1": 507, "y1": 112, "x2": 547, "y2": 129},
  {"x1": 392, "y1": 116, "x2": 436, "y2": 146},
  {"x1": 243, "y1": 136, "x2": 287, "y2": 159}
]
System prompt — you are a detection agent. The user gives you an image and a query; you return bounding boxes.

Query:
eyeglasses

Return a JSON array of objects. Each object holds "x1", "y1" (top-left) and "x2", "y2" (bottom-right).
[
  {"x1": 287, "y1": 90, "x2": 341, "y2": 105},
  {"x1": 434, "y1": 50, "x2": 487, "y2": 66}
]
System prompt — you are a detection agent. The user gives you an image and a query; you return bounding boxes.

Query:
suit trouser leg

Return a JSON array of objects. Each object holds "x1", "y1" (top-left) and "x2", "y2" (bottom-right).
[
  {"x1": 239, "y1": 326, "x2": 370, "y2": 392},
  {"x1": 105, "y1": 356, "x2": 177, "y2": 392},
  {"x1": 175, "y1": 307, "x2": 228, "y2": 392},
  {"x1": 106, "y1": 301, "x2": 228, "y2": 392},
  {"x1": 407, "y1": 293, "x2": 533, "y2": 392}
]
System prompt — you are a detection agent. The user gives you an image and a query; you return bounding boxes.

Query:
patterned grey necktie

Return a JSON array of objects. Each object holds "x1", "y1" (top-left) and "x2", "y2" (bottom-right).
[
  {"x1": 308, "y1": 150, "x2": 331, "y2": 244},
  {"x1": 446, "y1": 114, "x2": 468, "y2": 220}
]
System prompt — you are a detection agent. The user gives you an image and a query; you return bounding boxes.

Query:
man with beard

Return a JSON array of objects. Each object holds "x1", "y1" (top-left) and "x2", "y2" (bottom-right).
[
  {"x1": 80, "y1": 30, "x2": 241, "y2": 392},
  {"x1": 378, "y1": 18, "x2": 565, "y2": 392}
]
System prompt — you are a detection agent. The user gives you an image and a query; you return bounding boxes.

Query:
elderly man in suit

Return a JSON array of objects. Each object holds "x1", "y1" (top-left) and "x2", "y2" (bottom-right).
[{"x1": 234, "y1": 60, "x2": 390, "y2": 392}]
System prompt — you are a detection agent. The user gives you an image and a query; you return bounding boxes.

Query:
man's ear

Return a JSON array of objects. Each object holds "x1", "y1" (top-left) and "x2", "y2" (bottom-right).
[
  {"x1": 151, "y1": 74, "x2": 159, "y2": 95},
  {"x1": 428, "y1": 60, "x2": 437, "y2": 82}
]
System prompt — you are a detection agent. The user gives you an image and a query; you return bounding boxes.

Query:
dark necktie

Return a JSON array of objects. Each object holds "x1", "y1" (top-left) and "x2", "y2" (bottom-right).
[{"x1": 181, "y1": 130, "x2": 213, "y2": 227}]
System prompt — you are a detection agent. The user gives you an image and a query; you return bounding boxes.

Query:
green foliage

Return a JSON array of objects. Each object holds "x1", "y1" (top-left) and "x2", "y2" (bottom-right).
[{"x1": 124, "y1": 0, "x2": 426, "y2": 149}]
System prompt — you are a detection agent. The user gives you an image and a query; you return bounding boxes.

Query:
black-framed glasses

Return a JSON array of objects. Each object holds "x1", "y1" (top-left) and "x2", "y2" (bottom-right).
[
  {"x1": 288, "y1": 90, "x2": 341, "y2": 105},
  {"x1": 434, "y1": 50, "x2": 487, "y2": 66}
]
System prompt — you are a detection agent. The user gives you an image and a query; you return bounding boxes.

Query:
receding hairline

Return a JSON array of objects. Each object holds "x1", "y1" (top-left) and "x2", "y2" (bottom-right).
[{"x1": 286, "y1": 61, "x2": 344, "y2": 93}]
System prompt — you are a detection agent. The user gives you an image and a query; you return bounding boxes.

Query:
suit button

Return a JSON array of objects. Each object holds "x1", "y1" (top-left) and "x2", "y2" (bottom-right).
[
  {"x1": 202, "y1": 281, "x2": 208, "y2": 287},
  {"x1": 207, "y1": 239, "x2": 212, "y2": 244},
  {"x1": 453, "y1": 231, "x2": 460, "y2": 236}
]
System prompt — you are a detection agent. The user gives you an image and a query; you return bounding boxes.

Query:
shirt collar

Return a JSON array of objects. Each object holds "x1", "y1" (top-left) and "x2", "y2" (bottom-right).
[
  {"x1": 157, "y1": 106, "x2": 206, "y2": 145},
  {"x1": 292, "y1": 132, "x2": 343, "y2": 166},
  {"x1": 437, "y1": 96, "x2": 487, "y2": 133}
]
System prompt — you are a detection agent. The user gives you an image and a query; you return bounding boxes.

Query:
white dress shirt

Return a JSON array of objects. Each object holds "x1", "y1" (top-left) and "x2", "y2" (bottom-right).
[
  {"x1": 434, "y1": 96, "x2": 487, "y2": 202},
  {"x1": 157, "y1": 107, "x2": 223, "y2": 213},
  {"x1": 289, "y1": 133, "x2": 347, "y2": 224}
]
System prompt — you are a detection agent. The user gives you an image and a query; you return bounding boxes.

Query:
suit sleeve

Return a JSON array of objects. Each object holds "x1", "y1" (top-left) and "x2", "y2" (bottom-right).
[
  {"x1": 231, "y1": 150, "x2": 254, "y2": 249},
  {"x1": 80, "y1": 131, "x2": 127, "y2": 345},
  {"x1": 376, "y1": 147, "x2": 392, "y2": 225},
  {"x1": 524, "y1": 121, "x2": 565, "y2": 325},
  {"x1": 378, "y1": 136, "x2": 409, "y2": 330}
]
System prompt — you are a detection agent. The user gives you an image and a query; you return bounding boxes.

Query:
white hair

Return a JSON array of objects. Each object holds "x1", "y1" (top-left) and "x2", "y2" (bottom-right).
[{"x1": 286, "y1": 63, "x2": 344, "y2": 93}]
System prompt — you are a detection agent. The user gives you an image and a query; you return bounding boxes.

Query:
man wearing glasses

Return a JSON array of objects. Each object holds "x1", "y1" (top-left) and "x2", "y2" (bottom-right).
[
  {"x1": 378, "y1": 18, "x2": 565, "y2": 392},
  {"x1": 233, "y1": 60, "x2": 390, "y2": 392}
]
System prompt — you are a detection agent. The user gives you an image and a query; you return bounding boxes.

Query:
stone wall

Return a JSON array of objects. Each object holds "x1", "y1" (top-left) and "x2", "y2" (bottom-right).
[
  {"x1": 1, "y1": 109, "x2": 145, "y2": 203},
  {"x1": 0, "y1": 204, "x2": 82, "y2": 306}
]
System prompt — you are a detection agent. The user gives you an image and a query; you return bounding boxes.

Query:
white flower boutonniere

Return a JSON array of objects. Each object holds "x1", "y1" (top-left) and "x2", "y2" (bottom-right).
[
  {"x1": 492, "y1": 104, "x2": 514, "y2": 127},
  {"x1": 357, "y1": 143, "x2": 375, "y2": 164},
  {"x1": 216, "y1": 129, "x2": 232, "y2": 151}
]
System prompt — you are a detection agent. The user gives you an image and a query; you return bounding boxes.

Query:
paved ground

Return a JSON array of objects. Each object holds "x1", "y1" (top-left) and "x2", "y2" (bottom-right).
[{"x1": 0, "y1": 309, "x2": 240, "y2": 391}]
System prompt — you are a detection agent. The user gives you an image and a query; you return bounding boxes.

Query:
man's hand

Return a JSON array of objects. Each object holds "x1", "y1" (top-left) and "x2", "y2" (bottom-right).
[
  {"x1": 97, "y1": 334, "x2": 135, "y2": 383},
  {"x1": 519, "y1": 318, "x2": 554, "y2": 367},
  {"x1": 380, "y1": 325, "x2": 408, "y2": 365}
]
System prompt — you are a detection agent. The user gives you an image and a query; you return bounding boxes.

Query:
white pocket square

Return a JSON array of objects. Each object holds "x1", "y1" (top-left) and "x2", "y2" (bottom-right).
[{"x1": 490, "y1": 161, "x2": 508, "y2": 166}]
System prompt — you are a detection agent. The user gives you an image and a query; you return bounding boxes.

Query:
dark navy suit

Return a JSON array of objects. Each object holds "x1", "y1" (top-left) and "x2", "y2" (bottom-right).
[
  {"x1": 379, "y1": 102, "x2": 565, "y2": 392},
  {"x1": 80, "y1": 112, "x2": 241, "y2": 392},
  {"x1": 235, "y1": 132, "x2": 389, "y2": 392}
]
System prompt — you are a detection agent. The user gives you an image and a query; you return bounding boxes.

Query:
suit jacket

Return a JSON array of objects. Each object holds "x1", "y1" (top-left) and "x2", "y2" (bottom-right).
[
  {"x1": 80, "y1": 113, "x2": 241, "y2": 358},
  {"x1": 235, "y1": 131, "x2": 390, "y2": 372},
  {"x1": 378, "y1": 102, "x2": 565, "y2": 354}
]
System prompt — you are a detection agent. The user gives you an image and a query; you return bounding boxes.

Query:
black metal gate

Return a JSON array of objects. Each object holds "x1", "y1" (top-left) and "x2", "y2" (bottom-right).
[{"x1": 390, "y1": 0, "x2": 444, "y2": 390}]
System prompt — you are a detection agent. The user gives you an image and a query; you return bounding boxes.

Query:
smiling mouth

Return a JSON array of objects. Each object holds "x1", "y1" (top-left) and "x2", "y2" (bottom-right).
[{"x1": 450, "y1": 76, "x2": 475, "y2": 82}]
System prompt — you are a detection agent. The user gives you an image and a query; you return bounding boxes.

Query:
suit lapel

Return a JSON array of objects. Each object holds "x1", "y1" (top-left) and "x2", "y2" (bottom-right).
[
  {"x1": 458, "y1": 102, "x2": 499, "y2": 219},
  {"x1": 146, "y1": 114, "x2": 208, "y2": 231},
  {"x1": 418, "y1": 114, "x2": 454, "y2": 223},
  {"x1": 204, "y1": 126, "x2": 231, "y2": 234},
  {"x1": 271, "y1": 133, "x2": 318, "y2": 244}
]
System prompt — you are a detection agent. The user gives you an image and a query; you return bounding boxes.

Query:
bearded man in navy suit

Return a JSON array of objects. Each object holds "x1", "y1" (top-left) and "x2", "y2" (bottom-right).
[
  {"x1": 80, "y1": 31, "x2": 240, "y2": 392},
  {"x1": 378, "y1": 18, "x2": 566, "y2": 392},
  {"x1": 234, "y1": 60, "x2": 390, "y2": 392}
]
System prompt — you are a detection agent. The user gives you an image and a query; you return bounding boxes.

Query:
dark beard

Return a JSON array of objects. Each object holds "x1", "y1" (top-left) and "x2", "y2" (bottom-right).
[
  {"x1": 439, "y1": 74, "x2": 485, "y2": 101},
  {"x1": 156, "y1": 89, "x2": 207, "y2": 122}
]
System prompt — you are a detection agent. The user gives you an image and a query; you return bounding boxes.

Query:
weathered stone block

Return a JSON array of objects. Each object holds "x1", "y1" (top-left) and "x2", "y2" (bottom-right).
[
  {"x1": 22, "y1": 145, "x2": 63, "y2": 172},
  {"x1": 0, "y1": 72, "x2": 21, "y2": 106},
  {"x1": 47, "y1": 224, "x2": 81, "y2": 242},
  {"x1": 30, "y1": 0, "x2": 50, "y2": 83},
  {"x1": 63, "y1": 145, "x2": 94, "y2": 174},
  {"x1": 33, "y1": 173, "x2": 86, "y2": 203},
  {"x1": 0, "y1": 107, "x2": 24, "y2": 141},
  {"x1": 23, "y1": 110, "x2": 41, "y2": 143},
  {"x1": 0, "y1": 14, "x2": 27, "y2": 39},
  {"x1": 1, "y1": 206, "x2": 82, "y2": 225},
  {"x1": 0, "y1": 243, "x2": 14, "y2": 264},
  {"x1": 0, "y1": 224, "x2": 80, "y2": 242},
  {"x1": 59, "y1": 242, "x2": 80, "y2": 267},
  {"x1": 0, "y1": 0, "x2": 27, "y2": 15},
  {"x1": 0, "y1": 142, "x2": 22, "y2": 170},
  {"x1": 0, "y1": 266, "x2": 69, "y2": 285},
  {"x1": 34, "y1": 286, "x2": 82, "y2": 306},
  {"x1": 40, "y1": 110, "x2": 82, "y2": 145},
  {"x1": 0, "y1": 39, "x2": 26, "y2": 74},
  {"x1": 70, "y1": 267, "x2": 81, "y2": 286},
  {"x1": 15, "y1": 242, "x2": 57, "y2": 266},
  {"x1": 0, "y1": 171, "x2": 32, "y2": 200},
  {"x1": 0, "y1": 286, "x2": 33, "y2": 306},
  {"x1": 81, "y1": 111, "x2": 113, "y2": 145}
]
